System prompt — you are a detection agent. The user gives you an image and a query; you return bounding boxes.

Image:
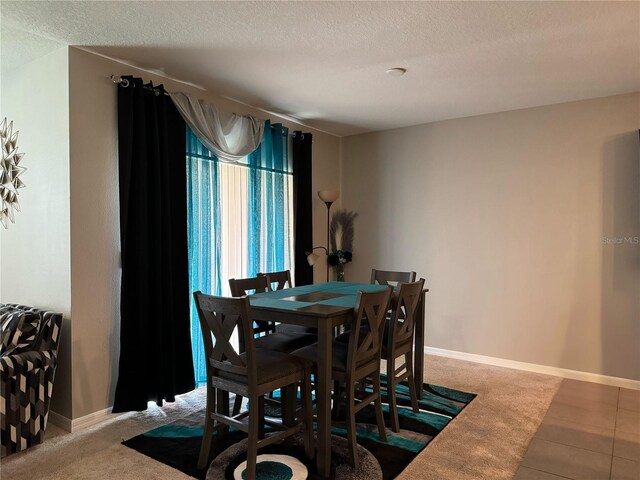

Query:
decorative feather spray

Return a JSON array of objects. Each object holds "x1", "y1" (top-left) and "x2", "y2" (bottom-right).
[{"x1": 330, "y1": 209, "x2": 358, "y2": 254}]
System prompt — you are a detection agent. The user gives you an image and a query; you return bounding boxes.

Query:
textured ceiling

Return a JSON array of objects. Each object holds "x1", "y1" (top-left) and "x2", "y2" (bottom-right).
[{"x1": 1, "y1": 1, "x2": 639, "y2": 136}]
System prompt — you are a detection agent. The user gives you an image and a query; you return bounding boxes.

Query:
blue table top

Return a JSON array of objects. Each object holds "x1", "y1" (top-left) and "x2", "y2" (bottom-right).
[{"x1": 249, "y1": 282, "x2": 388, "y2": 312}]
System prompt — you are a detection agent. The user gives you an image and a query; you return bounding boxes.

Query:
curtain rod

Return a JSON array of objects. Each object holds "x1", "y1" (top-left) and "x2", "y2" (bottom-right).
[
  {"x1": 109, "y1": 74, "x2": 170, "y2": 96},
  {"x1": 109, "y1": 74, "x2": 307, "y2": 137}
]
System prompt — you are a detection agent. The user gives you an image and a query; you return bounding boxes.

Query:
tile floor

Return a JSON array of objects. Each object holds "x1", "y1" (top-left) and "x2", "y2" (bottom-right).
[{"x1": 515, "y1": 379, "x2": 640, "y2": 480}]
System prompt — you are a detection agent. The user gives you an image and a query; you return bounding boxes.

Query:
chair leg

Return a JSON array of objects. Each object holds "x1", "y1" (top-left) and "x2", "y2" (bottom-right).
[
  {"x1": 222, "y1": 390, "x2": 231, "y2": 415},
  {"x1": 257, "y1": 396, "x2": 265, "y2": 439},
  {"x1": 232, "y1": 394, "x2": 243, "y2": 415},
  {"x1": 198, "y1": 386, "x2": 216, "y2": 470},
  {"x1": 332, "y1": 380, "x2": 341, "y2": 419},
  {"x1": 217, "y1": 389, "x2": 229, "y2": 440},
  {"x1": 345, "y1": 381, "x2": 359, "y2": 469},
  {"x1": 301, "y1": 374, "x2": 315, "y2": 459},
  {"x1": 373, "y1": 371, "x2": 388, "y2": 442},
  {"x1": 387, "y1": 358, "x2": 400, "y2": 433},
  {"x1": 357, "y1": 377, "x2": 366, "y2": 399},
  {"x1": 246, "y1": 396, "x2": 259, "y2": 480},
  {"x1": 405, "y1": 351, "x2": 420, "y2": 413},
  {"x1": 283, "y1": 385, "x2": 296, "y2": 427}
]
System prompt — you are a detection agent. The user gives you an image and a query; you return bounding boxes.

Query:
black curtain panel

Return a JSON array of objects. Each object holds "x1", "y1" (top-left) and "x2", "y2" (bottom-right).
[
  {"x1": 292, "y1": 131, "x2": 314, "y2": 286},
  {"x1": 113, "y1": 76, "x2": 195, "y2": 413}
]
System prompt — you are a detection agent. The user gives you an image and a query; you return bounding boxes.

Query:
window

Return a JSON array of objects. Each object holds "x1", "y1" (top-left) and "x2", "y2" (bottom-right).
[{"x1": 186, "y1": 122, "x2": 294, "y2": 384}]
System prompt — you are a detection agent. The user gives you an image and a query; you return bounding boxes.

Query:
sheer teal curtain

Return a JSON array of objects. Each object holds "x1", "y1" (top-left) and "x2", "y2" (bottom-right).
[
  {"x1": 248, "y1": 120, "x2": 292, "y2": 277},
  {"x1": 187, "y1": 128, "x2": 222, "y2": 385},
  {"x1": 187, "y1": 121, "x2": 293, "y2": 385}
]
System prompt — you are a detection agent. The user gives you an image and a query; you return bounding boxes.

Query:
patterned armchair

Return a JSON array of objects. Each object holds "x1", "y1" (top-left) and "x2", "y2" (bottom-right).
[{"x1": 0, "y1": 304, "x2": 63, "y2": 457}]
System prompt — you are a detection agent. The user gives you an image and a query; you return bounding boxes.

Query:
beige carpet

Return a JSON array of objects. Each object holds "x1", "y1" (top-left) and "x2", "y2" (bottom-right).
[
  {"x1": 398, "y1": 356, "x2": 561, "y2": 480},
  {"x1": 0, "y1": 355, "x2": 560, "y2": 480}
]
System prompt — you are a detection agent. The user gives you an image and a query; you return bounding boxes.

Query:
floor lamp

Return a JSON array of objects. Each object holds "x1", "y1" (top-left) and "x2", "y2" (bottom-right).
[{"x1": 315, "y1": 190, "x2": 340, "y2": 282}]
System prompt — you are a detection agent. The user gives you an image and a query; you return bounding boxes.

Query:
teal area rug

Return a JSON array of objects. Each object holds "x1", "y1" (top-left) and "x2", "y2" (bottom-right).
[{"x1": 123, "y1": 380, "x2": 475, "y2": 479}]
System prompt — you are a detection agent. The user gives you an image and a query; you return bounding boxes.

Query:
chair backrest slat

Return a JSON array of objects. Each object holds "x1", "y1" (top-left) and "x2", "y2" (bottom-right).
[
  {"x1": 259, "y1": 270, "x2": 292, "y2": 291},
  {"x1": 346, "y1": 288, "x2": 393, "y2": 370},
  {"x1": 370, "y1": 269, "x2": 416, "y2": 286},
  {"x1": 228, "y1": 276, "x2": 274, "y2": 336},
  {"x1": 193, "y1": 291, "x2": 257, "y2": 383},
  {"x1": 229, "y1": 276, "x2": 270, "y2": 297},
  {"x1": 388, "y1": 279, "x2": 425, "y2": 348}
]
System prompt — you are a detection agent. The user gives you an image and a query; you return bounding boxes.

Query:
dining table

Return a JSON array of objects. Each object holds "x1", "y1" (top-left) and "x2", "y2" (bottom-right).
[{"x1": 248, "y1": 281, "x2": 426, "y2": 478}]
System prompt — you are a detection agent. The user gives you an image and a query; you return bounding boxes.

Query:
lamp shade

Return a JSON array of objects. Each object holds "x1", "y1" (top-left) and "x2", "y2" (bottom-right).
[
  {"x1": 318, "y1": 190, "x2": 340, "y2": 203},
  {"x1": 306, "y1": 252, "x2": 320, "y2": 266}
]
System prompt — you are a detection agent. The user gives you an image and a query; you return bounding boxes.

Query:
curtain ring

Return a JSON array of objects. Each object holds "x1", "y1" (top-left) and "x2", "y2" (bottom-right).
[{"x1": 110, "y1": 75, "x2": 130, "y2": 88}]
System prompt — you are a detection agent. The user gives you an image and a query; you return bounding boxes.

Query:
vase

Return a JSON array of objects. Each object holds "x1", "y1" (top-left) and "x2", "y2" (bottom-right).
[{"x1": 335, "y1": 263, "x2": 345, "y2": 282}]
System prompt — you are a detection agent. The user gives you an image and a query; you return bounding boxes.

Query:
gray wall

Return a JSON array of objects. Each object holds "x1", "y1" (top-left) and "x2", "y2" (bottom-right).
[
  {"x1": 342, "y1": 92, "x2": 640, "y2": 381},
  {"x1": 0, "y1": 47, "x2": 73, "y2": 416}
]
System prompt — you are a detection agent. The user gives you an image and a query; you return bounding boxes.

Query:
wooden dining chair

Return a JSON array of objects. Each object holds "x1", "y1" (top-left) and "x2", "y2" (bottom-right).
[
  {"x1": 193, "y1": 292, "x2": 314, "y2": 476},
  {"x1": 335, "y1": 269, "x2": 415, "y2": 341},
  {"x1": 383, "y1": 279, "x2": 425, "y2": 432},
  {"x1": 229, "y1": 276, "x2": 275, "y2": 337},
  {"x1": 258, "y1": 270, "x2": 292, "y2": 291},
  {"x1": 293, "y1": 287, "x2": 393, "y2": 468},
  {"x1": 370, "y1": 269, "x2": 416, "y2": 286}
]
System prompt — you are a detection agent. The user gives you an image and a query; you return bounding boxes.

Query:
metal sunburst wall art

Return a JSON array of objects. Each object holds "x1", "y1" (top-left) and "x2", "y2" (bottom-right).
[{"x1": 0, "y1": 118, "x2": 26, "y2": 228}]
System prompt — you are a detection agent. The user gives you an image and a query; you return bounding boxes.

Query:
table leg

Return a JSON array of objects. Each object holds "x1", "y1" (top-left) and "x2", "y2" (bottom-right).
[
  {"x1": 316, "y1": 321, "x2": 333, "y2": 477},
  {"x1": 414, "y1": 290, "x2": 426, "y2": 400},
  {"x1": 282, "y1": 385, "x2": 295, "y2": 427}
]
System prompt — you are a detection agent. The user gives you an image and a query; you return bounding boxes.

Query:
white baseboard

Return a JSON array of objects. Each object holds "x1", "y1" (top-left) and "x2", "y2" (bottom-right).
[
  {"x1": 44, "y1": 348, "x2": 640, "y2": 433},
  {"x1": 48, "y1": 410, "x2": 72, "y2": 432},
  {"x1": 49, "y1": 407, "x2": 120, "y2": 433},
  {"x1": 425, "y1": 346, "x2": 640, "y2": 390}
]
